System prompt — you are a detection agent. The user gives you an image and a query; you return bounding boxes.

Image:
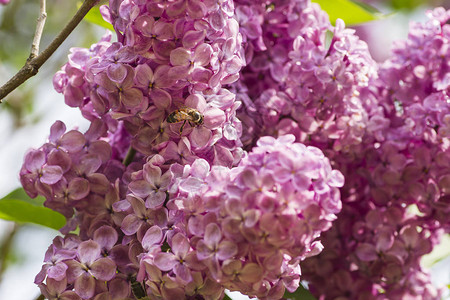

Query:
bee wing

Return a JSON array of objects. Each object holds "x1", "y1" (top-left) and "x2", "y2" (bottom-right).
[{"x1": 178, "y1": 110, "x2": 192, "y2": 119}]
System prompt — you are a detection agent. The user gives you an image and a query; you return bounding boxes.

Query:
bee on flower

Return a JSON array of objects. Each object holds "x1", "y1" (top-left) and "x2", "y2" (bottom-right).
[{"x1": 166, "y1": 107, "x2": 204, "y2": 134}]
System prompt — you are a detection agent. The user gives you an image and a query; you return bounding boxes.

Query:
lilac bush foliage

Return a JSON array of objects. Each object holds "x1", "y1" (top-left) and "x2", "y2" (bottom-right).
[{"x1": 19, "y1": 0, "x2": 450, "y2": 299}]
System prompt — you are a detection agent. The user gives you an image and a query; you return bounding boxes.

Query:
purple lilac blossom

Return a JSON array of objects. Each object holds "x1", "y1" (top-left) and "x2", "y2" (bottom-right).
[
  {"x1": 20, "y1": 120, "x2": 121, "y2": 220},
  {"x1": 160, "y1": 135, "x2": 344, "y2": 298},
  {"x1": 21, "y1": 0, "x2": 450, "y2": 299},
  {"x1": 54, "y1": 0, "x2": 245, "y2": 168},
  {"x1": 301, "y1": 7, "x2": 449, "y2": 299},
  {"x1": 233, "y1": 0, "x2": 377, "y2": 153},
  {"x1": 29, "y1": 132, "x2": 342, "y2": 299}
]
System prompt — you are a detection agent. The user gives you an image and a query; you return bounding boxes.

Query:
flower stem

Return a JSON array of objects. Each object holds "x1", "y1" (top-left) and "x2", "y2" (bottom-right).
[{"x1": 123, "y1": 146, "x2": 136, "y2": 166}]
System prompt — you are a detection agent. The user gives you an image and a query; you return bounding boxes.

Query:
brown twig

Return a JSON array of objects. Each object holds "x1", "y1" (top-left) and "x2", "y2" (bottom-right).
[
  {"x1": 0, "y1": 0, "x2": 99, "y2": 102},
  {"x1": 30, "y1": 0, "x2": 47, "y2": 59}
]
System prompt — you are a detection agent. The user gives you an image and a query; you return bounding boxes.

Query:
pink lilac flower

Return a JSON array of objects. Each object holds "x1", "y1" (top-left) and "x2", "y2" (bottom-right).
[
  {"x1": 20, "y1": 121, "x2": 116, "y2": 218},
  {"x1": 301, "y1": 8, "x2": 449, "y2": 299},
  {"x1": 120, "y1": 194, "x2": 168, "y2": 238},
  {"x1": 54, "y1": 0, "x2": 245, "y2": 168},
  {"x1": 65, "y1": 240, "x2": 116, "y2": 299},
  {"x1": 374, "y1": 7, "x2": 450, "y2": 231},
  {"x1": 128, "y1": 155, "x2": 171, "y2": 209},
  {"x1": 39, "y1": 277, "x2": 81, "y2": 300},
  {"x1": 165, "y1": 135, "x2": 343, "y2": 298},
  {"x1": 25, "y1": 0, "x2": 450, "y2": 299},
  {"x1": 233, "y1": 0, "x2": 377, "y2": 153},
  {"x1": 34, "y1": 235, "x2": 80, "y2": 284},
  {"x1": 153, "y1": 232, "x2": 198, "y2": 283}
]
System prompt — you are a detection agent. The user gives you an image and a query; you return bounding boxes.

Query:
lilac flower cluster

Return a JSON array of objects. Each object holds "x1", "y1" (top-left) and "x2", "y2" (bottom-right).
[
  {"x1": 20, "y1": 120, "x2": 122, "y2": 220},
  {"x1": 233, "y1": 0, "x2": 377, "y2": 152},
  {"x1": 160, "y1": 135, "x2": 344, "y2": 298},
  {"x1": 54, "y1": 0, "x2": 245, "y2": 167},
  {"x1": 300, "y1": 8, "x2": 450, "y2": 299},
  {"x1": 25, "y1": 127, "x2": 342, "y2": 299},
  {"x1": 20, "y1": 0, "x2": 450, "y2": 299},
  {"x1": 301, "y1": 200, "x2": 444, "y2": 299}
]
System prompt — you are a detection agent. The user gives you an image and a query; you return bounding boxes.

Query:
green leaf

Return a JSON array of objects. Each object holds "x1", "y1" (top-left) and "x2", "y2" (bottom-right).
[
  {"x1": 390, "y1": 0, "x2": 426, "y2": 11},
  {"x1": 3, "y1": 187, "x2": 45, "y2": 206},
  {"x1": 79, "y1": 2, "x2": 114, "y2": 31},
  {"x1": 223, "y1": 294, "x2": 233, "y2": 300},
  {"x1": 348, "y1": 0, "x2": 381, "y2": 14},
  {"x1": 0, "y1": 188, "x2": 66, "y2": 230},
  {"x1": 312, "y1": 0, "x2": 383, "y2": 26},
  {"x1": 284, "y1": 282, "x2": 317, "y2": 300}
]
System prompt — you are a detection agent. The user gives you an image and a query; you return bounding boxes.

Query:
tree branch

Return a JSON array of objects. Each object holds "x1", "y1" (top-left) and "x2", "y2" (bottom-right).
[
  {"x1": 0, "y1": 0, "x2": 99, "y2": 102},
  {"x1": 30, "y1": 0, "x2": 47, "y2": 59}
]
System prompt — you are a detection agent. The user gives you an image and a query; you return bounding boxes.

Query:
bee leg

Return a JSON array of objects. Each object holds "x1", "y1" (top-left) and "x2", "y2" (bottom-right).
[
  {"x1": 188, "y1": 121, "x2": 194, "y2": 127},
  {"x1": 179, "y1": 120, "x2": 187, "y2": 135}
]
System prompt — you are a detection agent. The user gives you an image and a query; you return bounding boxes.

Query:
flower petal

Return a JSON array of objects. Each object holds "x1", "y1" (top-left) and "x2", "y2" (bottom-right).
[
  {"x1": 142, "y1": 226, "x2": 163, "y2": 250},
  {"x1": 68, "y1": 178, "x2": 90, "y2": 200},
  {"x1": 74, "y1": 273, "x2": 96, "y2": 299},
  {"x1": 41, "y1": 165, "x2": 63, "y2": 185},
  {"x1": 93, "y1": 226, "x2": 118, "y2": 250},
  {"x1": 129, "y1": 180, "x2": 153, "y2": 198},
  {"x1": 90, "y1": 257, "x2": 116, "y2": 281},
  {"x1": 154, "y1": 252, "x2": 178, "y2": 271},
  {"x1": 78, "y1": 240, "x2": 101, "y2": 265}
]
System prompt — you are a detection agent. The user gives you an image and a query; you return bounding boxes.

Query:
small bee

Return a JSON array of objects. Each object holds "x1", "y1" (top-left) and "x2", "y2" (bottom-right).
[{"x1": 166, "y1": 107, "x2": 204, "y2": 134}]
